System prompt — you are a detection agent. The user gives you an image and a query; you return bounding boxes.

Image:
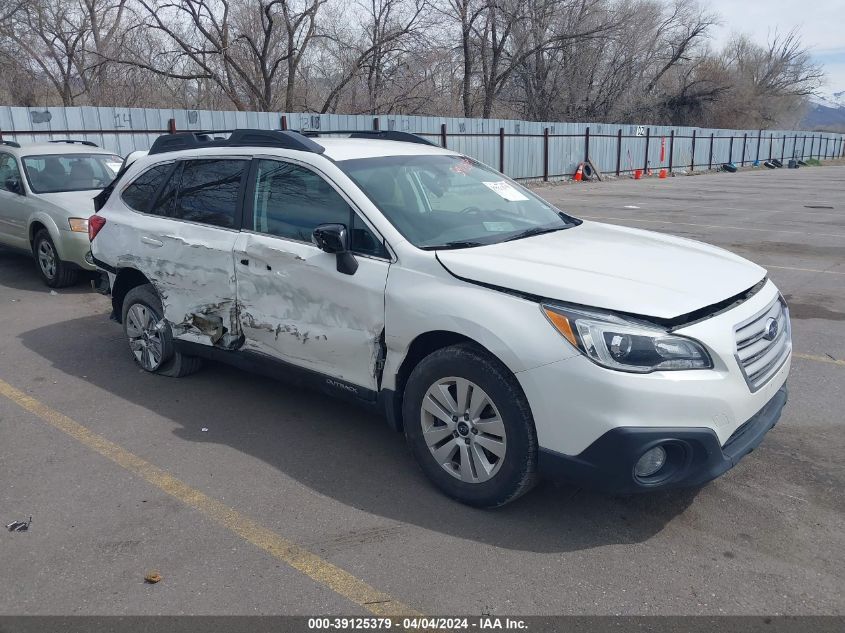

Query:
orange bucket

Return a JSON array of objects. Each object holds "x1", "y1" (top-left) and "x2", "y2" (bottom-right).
[{"x1": 633, "y1": 169, "x2": 642, "y2": 180}]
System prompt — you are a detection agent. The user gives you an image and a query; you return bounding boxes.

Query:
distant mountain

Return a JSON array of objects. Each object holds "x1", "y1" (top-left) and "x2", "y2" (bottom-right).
[{"x1": 802, "y1": 91, "x2": 845, "y2": 131}]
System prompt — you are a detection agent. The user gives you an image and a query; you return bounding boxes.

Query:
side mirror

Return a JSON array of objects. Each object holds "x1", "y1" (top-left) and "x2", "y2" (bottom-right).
[
  {"x1": 5, "y1": 177, "x2": 22, "y2": 195},
  {"x1": 312, "y1": 223, "x2": 348, "y2": 254},
  {"x1": 311, "y1": 223, "x2": 358, "y2": 276}
]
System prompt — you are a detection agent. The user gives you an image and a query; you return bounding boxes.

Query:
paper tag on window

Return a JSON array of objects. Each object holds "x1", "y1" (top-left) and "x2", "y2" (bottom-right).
[
  {"x1": 483, "y1": 221, "x2": 515, "y2": 232},
  {"x1": 483, "y1": 181, "x2": 528, "y2": 201},
  {"x1": 106, "y1": 162, "x2": 122, "y2": 173}
]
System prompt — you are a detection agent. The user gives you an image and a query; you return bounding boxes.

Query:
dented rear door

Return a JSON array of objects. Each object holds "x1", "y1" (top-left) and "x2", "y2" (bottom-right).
[
  {"x1": 107, "y1": 157, "x2": 249, "y2": 346},
  {"x1": 234, "y1": 158, "x2": 390, "y2": 394}
]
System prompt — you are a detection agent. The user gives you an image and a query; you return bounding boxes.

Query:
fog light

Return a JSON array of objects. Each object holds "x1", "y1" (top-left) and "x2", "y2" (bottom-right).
[{"x1": 634, "y1": 446, "x2": 667, "y2": 478}]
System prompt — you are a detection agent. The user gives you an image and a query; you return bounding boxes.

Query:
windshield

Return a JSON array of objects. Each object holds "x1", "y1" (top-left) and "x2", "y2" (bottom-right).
[
  {"x1": 338, "y1": 154, "x2": 579, "y2": 249},
  {"x1": 22, "y1": 153, "x2": 123, "y2": 194}
]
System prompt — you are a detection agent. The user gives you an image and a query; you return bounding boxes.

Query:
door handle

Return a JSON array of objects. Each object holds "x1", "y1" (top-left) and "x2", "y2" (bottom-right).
[
  {"x1": 141, "y1": 236, "x2": 163, "y2": 248},
  {"x1": 240, "y1": 258, "x2": 249, "y2": 266}
]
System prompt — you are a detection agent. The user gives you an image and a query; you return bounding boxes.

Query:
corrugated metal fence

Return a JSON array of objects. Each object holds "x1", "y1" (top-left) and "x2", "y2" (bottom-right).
[{"x1": 2, "y1": 106, "x2": 843, "y2": 181}]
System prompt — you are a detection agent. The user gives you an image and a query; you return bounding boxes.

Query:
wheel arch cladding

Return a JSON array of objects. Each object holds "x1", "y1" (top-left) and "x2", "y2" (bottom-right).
[
  {"x1": 386, "y1": 331, "x2": 502, "y2": 433},
  {"x1": 111, "y1": 268, "x2": 153, "y2": 323}
]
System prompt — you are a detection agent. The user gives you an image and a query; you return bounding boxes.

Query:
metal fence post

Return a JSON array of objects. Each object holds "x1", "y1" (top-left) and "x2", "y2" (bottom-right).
[
  {"x1": 499, "y1": 127, "x2": 505, "y2": 173},
  {"x1": 728, "y1": 136, "x2": 733, "y2": 164},
  {"x1": 801, "y1": 135, "x2": 806, "y2": 159},
  {"x1": 616, "y1": 128, "x2": 622, "y2": 176},
  {"x1": 708, "y1": 133, "x2": 714, "y2": 169},
  {"x1": 644, "y1": 128, "x2": 650, "y2": 172},
  {"x1": 792, "y1": 134, "x2": 798, "y2": 159},
  {"x1": 668, "y1": 130, "x2": 674, "y2": 172},
  {"x1": 440, "y1": 123, "x2": 447, "y2": 149},
  {"x1": 584, "y1": 126, "x2": 590, "y2": 162},
  {"x1": 280, "y1": 115, "x2": 288, "y2": 130},
  {"x1": 168, "y1": 118, "x2": 176, "y2": 134},
  {"x1": 769, "y1": 134, "x2": 773, "y2": 160},
  {"x1": 372, "y1": 117, "x2": 380, "y2": 131},
  {"x1": 809, "y1": 135, "x2": 815, "y2": 159},
  {"x1": 543, "y1": 127, "x2": 549, "y2": 182},
  {"x1": 741, "y1": 133, "x2": 747, "y2": 166},
  {"x1": 756, "y1": 129, "x2": 762, "y2": 163},
  {"x1": 690, "y1": 130, "x2": 696, "y2": 172},
  {"x1": 824, "y1": 136, "x2": 829, "y2": 159},
  {"x1": 781, "y1": 136, "x2": 785, "y2": 163}
]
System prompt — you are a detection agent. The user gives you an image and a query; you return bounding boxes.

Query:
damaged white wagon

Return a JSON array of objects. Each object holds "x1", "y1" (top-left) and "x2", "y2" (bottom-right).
[{"x1": 89, "y1": 129, "x2": 791, "y2": 507}]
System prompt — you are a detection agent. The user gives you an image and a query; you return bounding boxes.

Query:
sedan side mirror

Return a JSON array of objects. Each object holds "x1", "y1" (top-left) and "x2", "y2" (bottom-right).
[
  {"x1": 312, "y1": 223, "x2": 358, "y2": 275},
  {"x1": 5, "y1": 177, "x2": 23, "y2": 195}
]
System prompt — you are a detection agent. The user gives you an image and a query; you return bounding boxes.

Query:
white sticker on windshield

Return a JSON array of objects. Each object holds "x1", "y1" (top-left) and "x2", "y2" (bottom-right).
[
  {"x1": 106, "y1": 162, "x2": 122, "y2": 173},
  {"x1": 483, "y1": 221, "x2": 515, "y2": 232},
  {"x1": 483, "y1": 180, "x2": 529, "y2": 202}
]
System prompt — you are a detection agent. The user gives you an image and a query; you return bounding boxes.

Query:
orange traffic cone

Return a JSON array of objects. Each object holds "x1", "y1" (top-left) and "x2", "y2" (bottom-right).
[
  {"x1": 573, "y1": 163, "x2": 584, "y2": 181},
  {"x1": 659, "y1": 169, "x2": 667, "y2": 179}
]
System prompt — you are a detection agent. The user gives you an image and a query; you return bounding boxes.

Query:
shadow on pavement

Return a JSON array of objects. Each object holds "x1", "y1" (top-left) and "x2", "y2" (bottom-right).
[
  {"x1": 20, "y1": 313, "x2": 699, "y2": 553},
  {"x1": 0, "y1": 246, "x2": 95, "y2": 294}
]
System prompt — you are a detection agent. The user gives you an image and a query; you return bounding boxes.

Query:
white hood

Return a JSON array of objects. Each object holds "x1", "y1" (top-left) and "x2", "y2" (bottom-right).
[
  {"x1": 436, "y1": 221, "x2": 766, "y2": 320},
  {"x1": 37, "y1": 190, "x2": 99, "y2": 214}
]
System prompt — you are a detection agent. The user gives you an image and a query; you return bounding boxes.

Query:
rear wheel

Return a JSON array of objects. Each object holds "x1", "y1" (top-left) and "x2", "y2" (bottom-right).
[
  {"x1": 121, "y1": 284, "x2": 202, "y2": 378},
  {"x1": 403, "y1": 343, "x2": 538, "y2": 507},
  {"x1": 33, "y1": 229, "x2": 78, "y2": 288}
]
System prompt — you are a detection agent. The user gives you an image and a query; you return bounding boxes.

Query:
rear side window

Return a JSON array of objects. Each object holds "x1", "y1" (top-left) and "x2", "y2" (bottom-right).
[
  {"x1": 121, "y1": 164, "x2": 172, "y2": 212},
  {"x1": 174, "y1": 159, "x2": 246, "y2": 228}
]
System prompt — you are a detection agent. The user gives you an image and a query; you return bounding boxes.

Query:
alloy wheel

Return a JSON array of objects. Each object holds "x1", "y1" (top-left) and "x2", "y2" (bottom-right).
[
  {"x1": 37, "y1": 239, "x2": 57, "y2": 280},
  {"x1": 420, "y1": 377, "x2": 507, "y2": 483},
  {"x1": 125, "y1": 303, "x2": 165, "y2": 371}
]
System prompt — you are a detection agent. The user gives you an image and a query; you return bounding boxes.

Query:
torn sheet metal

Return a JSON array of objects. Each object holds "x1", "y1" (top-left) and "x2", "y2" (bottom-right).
[{"x1": 233, "y1": 232, "x2": 389, "y2": 391}]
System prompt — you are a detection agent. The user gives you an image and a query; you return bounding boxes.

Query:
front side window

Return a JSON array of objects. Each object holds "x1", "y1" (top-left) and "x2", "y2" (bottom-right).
[
  {"x1": 338, "y1": 154, "x2": 579, "y2": 249},
  {"x1": 174, "y1": 159, "x2": 246, "y2": 228},
  {"x1": 21, "y1": 153, "x2": 123, "y2": 193},
  {"x1": 0, "y1": 153, "x2": 22, "y2": 193},
  {"x1": 121, "y1": 164, "x2": 172, "y2": 212},
  {"x1": 252, "y1": 159, "x2": 387, "y2": 257}
]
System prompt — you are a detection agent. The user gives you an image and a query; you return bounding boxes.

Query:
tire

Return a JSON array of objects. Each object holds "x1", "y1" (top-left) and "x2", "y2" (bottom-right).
[
  {"x1": 33, "y1": 229, "x2": 78, "y2": 288},
  {"x1": 121, "y1": 284, "x2": 202, "y2": 378},
  {"x1": 403, "y1": 343, "x2": 538, "y2": 507}
]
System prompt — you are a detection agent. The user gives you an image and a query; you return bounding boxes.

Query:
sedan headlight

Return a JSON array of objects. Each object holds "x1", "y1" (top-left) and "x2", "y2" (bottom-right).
[
  {"x1": 542, "y1": 304, "x2": 712, "y2": 373},
  {"x1": 68, "y1": 218, "x2": 89, "y2": 233}
]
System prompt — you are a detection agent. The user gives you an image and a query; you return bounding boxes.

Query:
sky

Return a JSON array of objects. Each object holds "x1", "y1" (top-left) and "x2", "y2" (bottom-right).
[{"x1": 705, "y1": 0, "x2": 845, "y2": 97}]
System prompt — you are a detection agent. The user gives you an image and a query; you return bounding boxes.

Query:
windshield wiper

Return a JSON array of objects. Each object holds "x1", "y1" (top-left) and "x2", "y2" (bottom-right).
[
  {"x1": 503, "y1": 226, "x2": 566, "y2": 242},
  {"x1": 420, "y1": 240, "x2": 485, "y2": 251}
]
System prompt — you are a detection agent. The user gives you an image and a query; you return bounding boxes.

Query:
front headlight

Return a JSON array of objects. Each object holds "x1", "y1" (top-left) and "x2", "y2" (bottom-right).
[{"x1": 542, "y1": 304, "x2": 712, "y2": 373}]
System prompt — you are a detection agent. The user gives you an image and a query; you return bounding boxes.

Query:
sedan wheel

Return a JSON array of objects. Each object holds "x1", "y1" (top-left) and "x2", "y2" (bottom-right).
[
  {"x1": 421, "y1": 377, "x2": 507, "y2": 483},
  {"x1": 125, "y1": 303, "x2": 165, "y2": 371},
  {"x1": 36, "y1": 238, "x2": 57, "y2": 280}
]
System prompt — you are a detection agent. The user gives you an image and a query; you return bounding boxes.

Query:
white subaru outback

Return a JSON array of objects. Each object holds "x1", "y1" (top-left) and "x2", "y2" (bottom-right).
[{"x1": 89, "y1": 129, "x2": 791, "y2": 507}]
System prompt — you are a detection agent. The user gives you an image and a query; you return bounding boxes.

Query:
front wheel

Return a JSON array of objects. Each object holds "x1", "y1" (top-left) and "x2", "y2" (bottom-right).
[
  {"x1": 403, "y1": 343, "x2": 538, "y2": 507},
  {"x1": 33, "y1": 229, "x2": 78, "y2": 288}
]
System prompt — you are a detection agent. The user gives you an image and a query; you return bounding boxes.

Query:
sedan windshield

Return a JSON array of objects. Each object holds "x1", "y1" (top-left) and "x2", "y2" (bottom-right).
[
  {"x1": 22, "y1": 153, "x2": 123, "y2": 194},
  {"x1": 338, "y1": 154, "x2": 579, "y2": 249}
]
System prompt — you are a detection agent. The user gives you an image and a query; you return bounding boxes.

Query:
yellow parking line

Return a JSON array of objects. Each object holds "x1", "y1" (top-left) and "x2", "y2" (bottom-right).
[
  {"x1": 793, "y1": 353, "x2": 845, "y2": 367},
  {"x1": 0, "y1": 378, "x2": 419, "y2": 617}
]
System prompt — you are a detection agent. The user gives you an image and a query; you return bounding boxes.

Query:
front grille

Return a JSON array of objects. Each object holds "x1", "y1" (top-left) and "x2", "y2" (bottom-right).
[{"x1": 734, "y1": 297, "x2": 791, "y2": 392}]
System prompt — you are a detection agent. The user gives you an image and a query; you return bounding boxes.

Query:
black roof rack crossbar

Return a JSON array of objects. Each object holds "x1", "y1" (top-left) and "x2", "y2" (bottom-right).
[
  {"x1": 0, "y1": 140, "x2": 21, "y2": 148},
  {"x1": 148, "y1": 129, "x2": 324, "y2": 155},
  {"x1": 48, "y1": 139, "x2": 99, "y2": 147},
  {"x1": 299, "y1": 130, "x2": 436, "y2": 146}
]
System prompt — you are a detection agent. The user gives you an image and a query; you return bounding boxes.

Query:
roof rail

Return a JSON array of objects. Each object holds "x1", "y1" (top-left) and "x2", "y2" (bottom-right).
[
  {"x1": 0, "y1": 140, "x2": 21, "y2": 148},
  {"x1": 49, "y1": 139, "x2": 98, "y2": 147},
  {"x1": 148, "y1": 129, "x2": 324, "y2": 155},
  {"x1": 299, "y1": 130, "x2": 436, "y2": 146}
]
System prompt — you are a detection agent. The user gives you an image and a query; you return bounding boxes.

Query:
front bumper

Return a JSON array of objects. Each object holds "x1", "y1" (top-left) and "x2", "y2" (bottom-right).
[
  {"x1": 538, "y1": 385, "x2": 787, "y2": 493},
  {"x1": 57, "y1": 229, "x2": 97, "y2": 271}
]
